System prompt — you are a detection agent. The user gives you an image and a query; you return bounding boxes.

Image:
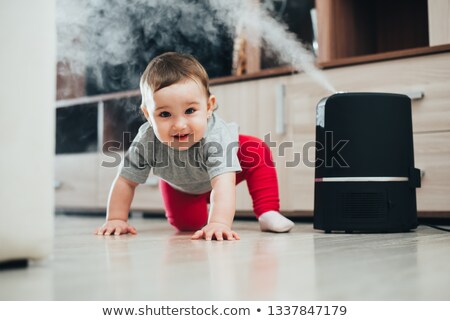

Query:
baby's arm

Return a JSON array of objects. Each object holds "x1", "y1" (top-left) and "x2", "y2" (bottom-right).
[
  {"x1": 94, "y1": 175, "x2": 138, "y2": 236},
  {"x1": 191, "y1": 172, "x2": 240, "y2": 241}
]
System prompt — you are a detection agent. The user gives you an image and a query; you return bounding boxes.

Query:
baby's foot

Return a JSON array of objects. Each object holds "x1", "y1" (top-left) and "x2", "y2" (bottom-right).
[{"x1": 258, "y1": 211, "x2": 294, "y2": 233}]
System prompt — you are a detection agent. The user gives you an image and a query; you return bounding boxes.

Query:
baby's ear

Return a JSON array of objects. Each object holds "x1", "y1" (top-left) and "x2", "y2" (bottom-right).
[
  {"x1": 140, "y1": 104, "x2": 150, "y2": 119},
  {"x1": 207, "y1": 95, "x2": 216, "y2": 114}
]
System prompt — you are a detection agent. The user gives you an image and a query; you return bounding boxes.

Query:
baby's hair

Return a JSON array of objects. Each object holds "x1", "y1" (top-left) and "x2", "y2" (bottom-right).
[{"x1": 140, "y1": 52, "x2": 211, "y2": 108}]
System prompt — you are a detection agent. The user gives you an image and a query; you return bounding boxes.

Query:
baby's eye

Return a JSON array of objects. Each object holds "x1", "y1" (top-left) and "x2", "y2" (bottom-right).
[
  {"x1": 159, "y1": 111, "x2": 171, "y2": 118},
  {"x1": 185, "y1": 108, "x2": 196, "y2": 115}
]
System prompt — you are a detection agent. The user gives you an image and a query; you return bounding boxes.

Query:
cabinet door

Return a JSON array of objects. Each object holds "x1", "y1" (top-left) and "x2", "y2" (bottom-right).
[
  {"x1": 415, "y1": 132, "x2": 450, "y2": 212},
  {"x1": 253, "y1": 74, "x2": 340, "y2": 214},
  {"x1": 212, "y1": 78, "x2": 295, "y2": 213},
  {"x1": 284, "y1": 75, "x2": 331, "y2": 213},
  {"x1": 212, "y1": 80, "x2": 259, "y2": 213},
  {"x1": 255, "y1": 77, "x2": 297, "y2": 212},
  {"x1": 55, "y1": 153, "x2": 99, "y2": 210}
]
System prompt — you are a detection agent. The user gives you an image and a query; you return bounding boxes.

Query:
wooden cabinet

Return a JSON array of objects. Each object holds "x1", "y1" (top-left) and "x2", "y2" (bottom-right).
[
  {"x1": 54, "y1": 52, "x2": 450, "y2": 218},
  {"x1": 55, "y1": 0, "x2": 450, "y2": 221},
  {"x1": 315, "y1": 0, "x2": 430, "y2": 64},
  {"x1": 213, "y1": 52, "x2": 450, "y2": 216},
  {"x1": 312, "y1": 0, "x2": 450, "y2": 71},
  {"x1": 55, "y1": 52, "x2": 450, "y2": 217},
  {"x1": 296, "y1": 52, "x2": 450, "y2": 214}
]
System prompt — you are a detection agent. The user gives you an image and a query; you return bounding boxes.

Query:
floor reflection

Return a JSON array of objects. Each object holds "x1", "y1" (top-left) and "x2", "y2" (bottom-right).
[
  {"x1": 4, "y1": 216, "x2": 448, "y2": 300},
  {"x1": 312, "y1": 232, "x2": 419, "y2": 300}
]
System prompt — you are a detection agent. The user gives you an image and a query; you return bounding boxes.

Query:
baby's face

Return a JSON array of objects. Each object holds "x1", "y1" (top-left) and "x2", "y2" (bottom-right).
[{"x1": 144, "y1": 78, "x2": 214, "y2": 150}]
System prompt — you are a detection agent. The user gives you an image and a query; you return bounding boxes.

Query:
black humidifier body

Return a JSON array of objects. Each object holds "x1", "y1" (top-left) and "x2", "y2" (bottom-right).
[{"x1": 313, "y1": 93, "x2": 421, "y2": 233}]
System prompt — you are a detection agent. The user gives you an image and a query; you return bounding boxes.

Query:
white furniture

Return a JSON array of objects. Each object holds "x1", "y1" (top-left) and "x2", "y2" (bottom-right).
[{"x1": 0, "y1": 0, "x2": 55, "y2": 265}]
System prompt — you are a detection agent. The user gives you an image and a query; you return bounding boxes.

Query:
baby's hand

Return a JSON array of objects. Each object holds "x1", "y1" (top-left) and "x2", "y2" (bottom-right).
[
  {"x1": 191, "y1": 222, "x2": 240, "y2": 241},
  {"x1": 94, "y1": 219, "x2": 137, "y2": 236}
]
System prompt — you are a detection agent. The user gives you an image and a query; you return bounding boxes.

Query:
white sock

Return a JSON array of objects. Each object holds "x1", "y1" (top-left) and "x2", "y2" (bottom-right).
[{"x1": 258, "y1": 211, "x2": 294, "y2": 233}]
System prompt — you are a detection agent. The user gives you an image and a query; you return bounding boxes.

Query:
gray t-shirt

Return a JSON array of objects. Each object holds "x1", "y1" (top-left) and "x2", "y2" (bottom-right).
[{"x1": 119, "y1": 113, "x2": 241, "y2": 194}]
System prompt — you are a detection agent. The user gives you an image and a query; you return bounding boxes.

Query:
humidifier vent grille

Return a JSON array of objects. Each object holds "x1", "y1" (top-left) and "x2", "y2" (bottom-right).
[{"x1": 340, "y1": 192, "x2": 387, "y2": 219}]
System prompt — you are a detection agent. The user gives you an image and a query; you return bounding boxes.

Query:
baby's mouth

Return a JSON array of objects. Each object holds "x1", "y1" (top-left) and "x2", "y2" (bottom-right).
[{"x1": 173, "y1": 133, "x2": 191, "y2": 142}]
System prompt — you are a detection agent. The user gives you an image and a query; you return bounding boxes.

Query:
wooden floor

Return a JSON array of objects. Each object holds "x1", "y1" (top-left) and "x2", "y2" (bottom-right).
[{"x1": 1, "y1": 214, "x2": 449, "y2": 300}]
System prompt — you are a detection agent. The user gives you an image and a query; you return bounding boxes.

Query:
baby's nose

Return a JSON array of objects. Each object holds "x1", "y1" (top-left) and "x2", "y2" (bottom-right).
[{"x1": 172, "y1": 117, "x2": 187, "y2": 130}]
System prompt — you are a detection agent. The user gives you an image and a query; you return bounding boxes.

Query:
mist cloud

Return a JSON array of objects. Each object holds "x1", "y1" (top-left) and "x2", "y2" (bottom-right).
[{"x1": 57, "y1": 0, "x2": 335, "y2": 93}]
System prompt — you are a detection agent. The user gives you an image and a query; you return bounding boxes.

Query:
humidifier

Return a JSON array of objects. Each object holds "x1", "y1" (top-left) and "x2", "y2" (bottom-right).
[{"x1": 313, "y1": 92, "x2": 421, "y2": 233}]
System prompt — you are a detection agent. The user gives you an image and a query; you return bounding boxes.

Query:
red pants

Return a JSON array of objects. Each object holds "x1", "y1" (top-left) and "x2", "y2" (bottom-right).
[{"x1": 160, "y1": 135, "x2": 280, "y2": 231}]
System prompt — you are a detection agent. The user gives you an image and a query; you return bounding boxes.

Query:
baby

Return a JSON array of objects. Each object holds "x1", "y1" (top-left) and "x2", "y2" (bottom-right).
[{"x1": 95, "y1": 52, "x2": 294, "y2": 240}]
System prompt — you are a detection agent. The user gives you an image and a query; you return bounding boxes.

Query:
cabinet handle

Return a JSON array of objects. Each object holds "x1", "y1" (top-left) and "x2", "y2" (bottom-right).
[
  {"x1": 405, "y1": 91, "x2": 424, "y2": 101},
  {"x1": 276, "y1": 83, "x2": 286, "y2": 135}
]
